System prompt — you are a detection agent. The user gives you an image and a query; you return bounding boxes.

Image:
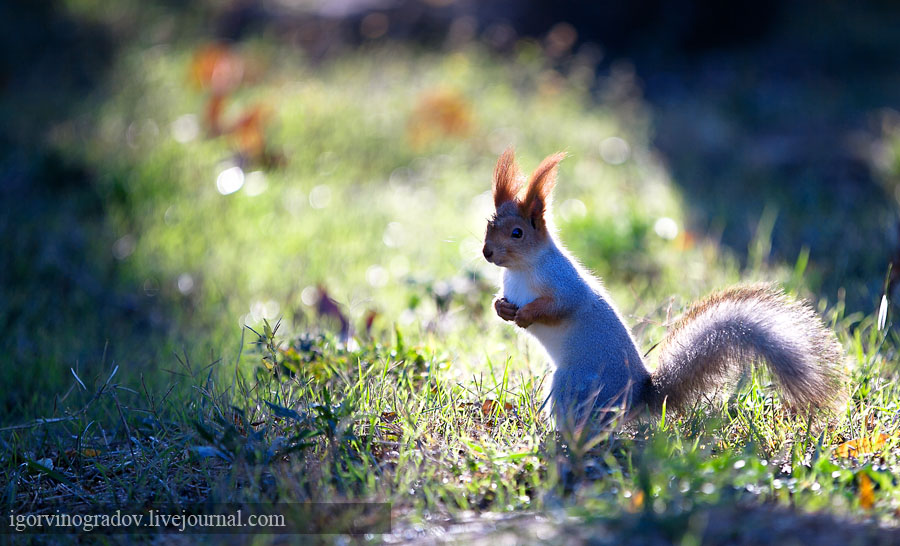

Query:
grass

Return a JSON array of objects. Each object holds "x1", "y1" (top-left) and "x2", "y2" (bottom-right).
[{"x1": 2, "y1": 26, "x2": 900, "y2": 543}]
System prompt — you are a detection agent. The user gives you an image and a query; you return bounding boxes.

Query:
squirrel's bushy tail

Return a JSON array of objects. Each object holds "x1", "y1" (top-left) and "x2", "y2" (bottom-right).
[{"x1": 649, "y1": 284, "x2": 845, "y2": 413}]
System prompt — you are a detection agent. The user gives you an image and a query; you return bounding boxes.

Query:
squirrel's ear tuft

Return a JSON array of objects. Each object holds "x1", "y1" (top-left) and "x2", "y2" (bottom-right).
[
  {"x1": 492, "y1": 147, "x2": 522, "y2": 208},
  {"x1": 520, "y1": 152, "x2": 566, "y2": 229}
]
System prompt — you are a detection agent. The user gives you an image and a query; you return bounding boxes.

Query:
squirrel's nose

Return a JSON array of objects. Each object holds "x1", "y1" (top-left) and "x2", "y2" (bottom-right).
[{"x1": 482, "y1": 246, "x2": 493, "y2": 260}]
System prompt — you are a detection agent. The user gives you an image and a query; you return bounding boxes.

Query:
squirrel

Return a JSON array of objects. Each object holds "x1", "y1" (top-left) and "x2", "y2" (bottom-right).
[{"x1": 482, "y1": 148, "x2": 845, "y2": 431}]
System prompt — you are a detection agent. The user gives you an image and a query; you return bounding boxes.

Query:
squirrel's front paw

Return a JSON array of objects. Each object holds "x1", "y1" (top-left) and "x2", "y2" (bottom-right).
[
  {"x1": 514, "y1": 308, "x2": 534, "y2": 328},
  {"x1": 494, "y1": 298, "x2": 518, "y2": 322}
]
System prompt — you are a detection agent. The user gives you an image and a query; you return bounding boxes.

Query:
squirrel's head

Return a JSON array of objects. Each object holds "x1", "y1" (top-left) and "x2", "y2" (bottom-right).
[{"x1": 482, "y1": 148, "x2": 566, "y2": 269}]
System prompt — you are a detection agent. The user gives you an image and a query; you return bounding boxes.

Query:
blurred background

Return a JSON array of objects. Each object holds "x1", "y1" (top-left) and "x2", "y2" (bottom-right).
[{"x1": 3, "y1": 0, "x2": 900, "y2": 418}]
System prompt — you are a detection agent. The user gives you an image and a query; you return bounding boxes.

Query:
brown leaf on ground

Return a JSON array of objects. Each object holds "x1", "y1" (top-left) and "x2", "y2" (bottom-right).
[
  {"x1": 834, "y1": 433, "x2": 891, "y2": 458},
  {"x1": 364, "y1": 309, "x2": 379, "y2": 337},
  {"x1": 190, "y1": 43, "x2": 245, "y2": 94},
  {"x1": 859, "y1": 473, "x2": 875, "y2": 510},
  {"x1": 628, "y1": 490, "x2": 645, "y2": 512},
  {"x1": 316, "y1": 285, "x2": 351, "y2": 342},
  {"x1": 480, "y1": 399, "x2": 514, "y2": 417},
  {"x1": 64, "y1": 448, "x2": 101, "y2": 459},
  {"x1": 407, "y1": 88, "x2": 473, "y2": 149},
  {"x1": 228, "y1": 105, "x2": 272, "y2": 161}
]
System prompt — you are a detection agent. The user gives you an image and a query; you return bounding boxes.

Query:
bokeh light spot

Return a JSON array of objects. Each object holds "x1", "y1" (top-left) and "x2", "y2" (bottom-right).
[
  {"x1": 171, "y1": 114, "x2": 199, "y2": 143},
  {"x1": 366, "y1": 265, "x2": 389, "y2": 287},
  {"x1": 177, "y1": 273, "x2": 194, "y2": 294},
  {"x1": 300, "y1": 286, "x2": 319, "y2": 306},
  {"x1": 653, "y1": 217, "x2": 679, "y2": 240},
  {"x1": 112, "y1": 235, "x2": 136, "y2": 260},
  {"x1": 216, "y1": 165, "x2": 245, "y2": 195},
  {"x1": 309, "y1": 185, "x2": 332, "y2": 209},
  {"x1": 559, "y1": 198, "x2": 587, "y2": 221},
  {"x1": 600, "y1": 136, "x2": 631, "y2": 165},
  {"x1": 244, "y1": 171, "x2": 268, "y2": 196}
]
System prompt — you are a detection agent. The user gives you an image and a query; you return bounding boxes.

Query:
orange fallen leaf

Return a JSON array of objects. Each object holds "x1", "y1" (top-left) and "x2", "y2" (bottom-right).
[
  {"x1": 859, "y1": 473, "x2": 875, "y2": 510},
  {"x1": 835, "y1": 433, "x2": 891, "y2": 458},
  {"x1": 629, "y1": 490, "x2": 645, "y2": 512},
  {"x1": 191, "y1": 43, "x2": 245, "y2": 93},
  {"x1": 64, "y1": 448, "x2": 101, "y2": 459},
  {"x1": 228, "y1": 105, "x2": 271, "y2": 161},
  {"x1": 480, "y1": 399, "x2": 514, "y2": 417},
  {"x1": 676, "y1": 230, "x2": 696, "y2": 251},
  {"x1": 407, "y1": 88, "x2": 473, "y2": 149}
]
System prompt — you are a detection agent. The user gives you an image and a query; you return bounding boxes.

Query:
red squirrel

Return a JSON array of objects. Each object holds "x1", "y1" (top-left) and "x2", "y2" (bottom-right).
[{"x1": 483, "y1": 148, "x2": 845, "y2": 431}]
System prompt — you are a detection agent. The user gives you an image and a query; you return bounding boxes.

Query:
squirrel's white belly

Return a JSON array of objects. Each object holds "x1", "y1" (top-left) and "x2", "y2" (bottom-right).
[
  {"x1": 502, "y1": 270, "x2": 568, "y2": 365},
  {"x1": 526, "y1": 323, "x2": 568, "y2": 365}
]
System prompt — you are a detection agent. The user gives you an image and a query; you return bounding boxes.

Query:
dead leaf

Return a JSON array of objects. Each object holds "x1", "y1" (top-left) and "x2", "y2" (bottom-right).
[
  {"x1": 316, "y1": 285, "x2": 350, "y2": 342},
  {"x1": 629, "y1": 490, "x2": 645, "y2": 512},
  {"x1": 407, "y1": 88, "x2": 473, "y2": 149},
  {"x1": 228, "y1": 105, "x2": 271, "y2": 161},
  {"x1": 364, "y1": 309, "x2": 379, "y2": 337},
  {"x1": 835, "y1": 433, "x2": 891, "y2": 458},
  {"x1": 480, "y1": 399, "x2": 513, "y2": 417},
  {"x1": 859, "y1": 473, "x2": 875, "y2": 510},
  {"x1": 676, "y1": 230, "x2": 697, "y2": 251},
  {"x1": 190, "y1": 44, "x2": 245, "y2": 93},
  {"x1": 64, "y1": 448, "x2": 101, "y2": 459}
]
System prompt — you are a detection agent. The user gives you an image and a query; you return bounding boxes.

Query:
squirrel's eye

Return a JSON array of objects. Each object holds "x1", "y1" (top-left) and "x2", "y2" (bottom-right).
[{"x1": 511, "y1": 228, "x2": 523, "y2": 239}]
